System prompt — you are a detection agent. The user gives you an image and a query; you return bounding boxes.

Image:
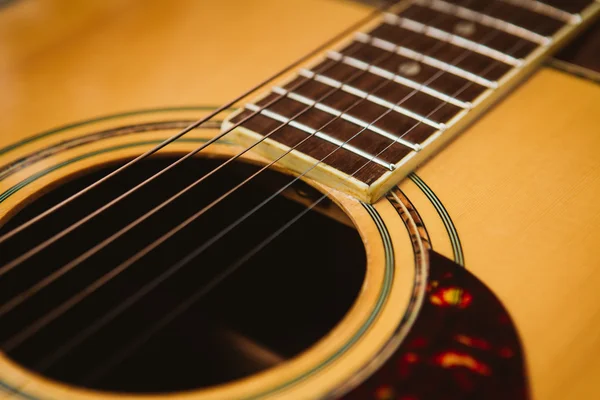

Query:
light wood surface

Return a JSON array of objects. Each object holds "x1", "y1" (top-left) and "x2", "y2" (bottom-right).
[
  {"x1": 0, "y1": 0, "x2": 369, "y2": 148},
  {"x1": 1, "y1": 1, "x2": 600, "y2": 399},
  {"x1": 412, "y1": 67, "x2": 600, "y2": 400}
]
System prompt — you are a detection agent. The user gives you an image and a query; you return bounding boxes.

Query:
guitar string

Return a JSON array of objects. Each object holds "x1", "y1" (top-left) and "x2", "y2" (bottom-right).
[
  {"x1": 0, "y1": 0, "x2": 478, "y2": 316},
  {"x1": 8, "y1": 0, "x2": 531, "y2": 370},
  {"x1": 1, "y1": 0, "x2": 522, "y2": 353},
  {"x1": 0, "y1": 0, "x2": 496, "y2": 282},
  {"x1": 82, "y1": 28, "x2": 540, "y2": 385},
  {"x1": 3, "y1": 5, "x2": 466, "y2": 360},
  {"x1": 78, "y1": 3, "x2": 553, "y2": 383},
  {"x1": 9, "y1": 14, "x2": 564, "y2": 400},
  {"x1": 0, "y1": 3, "x2": 391, "y2": 249},
  {"x1": 0, "y1": 8, "x2": 398, "y2": 278},
  {"x1": 0, "y1": 0, "x2": 522, "y2": 277},
  {"x1": 0, "y1": 41, "x2": 384, "y2": 310},
  {"x1": 0, "y1": 4, "x2": 453, "y2": 318}
]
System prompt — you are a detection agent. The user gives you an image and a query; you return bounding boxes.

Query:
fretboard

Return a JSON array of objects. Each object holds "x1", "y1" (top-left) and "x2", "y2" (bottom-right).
[{"x1": 224, "y1": 0, "x2": 599, "y2": 203}]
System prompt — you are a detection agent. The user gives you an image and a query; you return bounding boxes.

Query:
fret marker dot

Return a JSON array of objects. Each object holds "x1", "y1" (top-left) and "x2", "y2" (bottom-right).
[
  {"x1": 398, "y1": 61, "x2": 421, "y2": 77},
  {"x1": 454, "y1": 21, "x2": 476, "y2": 37}
]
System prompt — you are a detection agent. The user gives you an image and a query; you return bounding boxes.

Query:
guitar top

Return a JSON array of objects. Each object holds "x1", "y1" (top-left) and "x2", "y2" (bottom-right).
[{"x1": 1, "y1": 1, "x2": 600, "y2": 399}]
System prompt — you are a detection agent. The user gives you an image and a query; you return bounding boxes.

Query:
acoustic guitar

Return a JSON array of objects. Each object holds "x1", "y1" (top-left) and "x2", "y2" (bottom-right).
[{"x1": 1, "y1": 0, "x2": 599, "y2": 399}]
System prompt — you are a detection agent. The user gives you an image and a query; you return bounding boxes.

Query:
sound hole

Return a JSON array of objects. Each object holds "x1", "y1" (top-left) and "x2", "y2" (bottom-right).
[{"x1": 0, "y1": 155, "x2": 366, "y2": 393}]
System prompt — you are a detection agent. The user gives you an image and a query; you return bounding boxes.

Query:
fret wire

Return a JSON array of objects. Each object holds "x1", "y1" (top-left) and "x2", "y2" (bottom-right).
[
  {"x1": 245, "y1": 103, "x2": 396, "y2": 170},
  {"x1": 290, "y1": 80, "x2": 423, "y2": 150},
  {"x1": 420, "y1": 0, "x2": 552, "y2": 46},
  {"x1": 328, "y1": 50, "x2": 472, "y2": 109},
  {"x1": 383, "y1": 12, "x2": 524, "y2": 67},
  {"x1": 308, "y1": 59, "x2": 446, "y2": 130},
  {"x1": 273, "y1": 85, "x2": 417, "y2": 150},
  {"x1": 273, "y1": 85, "x2": 342, "y2": 118},
  {"x1": 300, "y1": 65, "x2": 445, "y2": 131},
  {"x1": 356, "y1": 31, "x2": 498, "y2": 88},
  {"x1": 273, "y1": 84, "x2": 423, "y2": 151},
  {"x1": 275, "y1": 86, "x2": 348, "y2": 118},
  {"x1": 501, "y1": 0, "x2": 582, "y2": 23}
]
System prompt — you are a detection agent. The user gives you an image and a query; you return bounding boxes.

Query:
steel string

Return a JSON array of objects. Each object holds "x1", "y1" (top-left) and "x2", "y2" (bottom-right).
[
  {"x1": 0, "y1": 4, "x2": 453, "y2": 319},
  {"x1": 78, "y1": 1, "x2": 551, "y2": 382},
  {"x1": 0, "y1": 3, "x2": 391, "y2": 250},
  {"x1": 9, "y1": 0, "x2": 531, "y2": 371}
]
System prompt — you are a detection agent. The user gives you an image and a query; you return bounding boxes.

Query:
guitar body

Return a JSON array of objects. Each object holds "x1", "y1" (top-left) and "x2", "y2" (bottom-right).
[{"x1": 1, "y1": 1, "x2": 599, "y2": 399}]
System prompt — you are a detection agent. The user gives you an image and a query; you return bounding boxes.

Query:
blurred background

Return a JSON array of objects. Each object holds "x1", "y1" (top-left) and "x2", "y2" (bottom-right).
[{"x1": 0, "y1": 0, "x2": 371, "y2": 147}]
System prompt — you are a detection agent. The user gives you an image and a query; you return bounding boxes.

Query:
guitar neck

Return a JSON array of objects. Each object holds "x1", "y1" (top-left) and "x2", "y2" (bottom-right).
[{"x1": 225, "y1": 0, "x2": 600, "y2": 203}]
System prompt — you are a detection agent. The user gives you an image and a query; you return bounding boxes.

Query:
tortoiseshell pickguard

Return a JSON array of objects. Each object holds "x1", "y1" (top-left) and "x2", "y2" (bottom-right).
[{"x1": 344, "y1": 251, "x2": 528, "y2": 400}]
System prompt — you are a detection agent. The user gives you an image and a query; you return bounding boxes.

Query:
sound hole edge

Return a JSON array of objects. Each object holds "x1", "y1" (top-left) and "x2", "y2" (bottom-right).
[{"x1": 0, "y1": 155, "x2": 367, "y2": 394}]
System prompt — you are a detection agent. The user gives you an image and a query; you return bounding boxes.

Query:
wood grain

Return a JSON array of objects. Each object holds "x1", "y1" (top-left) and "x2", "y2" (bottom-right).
[
  {"x1": 410, "y1": 67, "x2": 600, "y2": 400},
  {"x1": 0, "y1": 0, "x2": 370, "y2": 149}
]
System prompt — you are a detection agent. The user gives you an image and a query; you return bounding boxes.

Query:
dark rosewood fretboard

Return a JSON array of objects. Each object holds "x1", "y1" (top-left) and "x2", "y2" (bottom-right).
[{"x1": 225, "y1": 0, "x2": 599, "y2": 202}]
